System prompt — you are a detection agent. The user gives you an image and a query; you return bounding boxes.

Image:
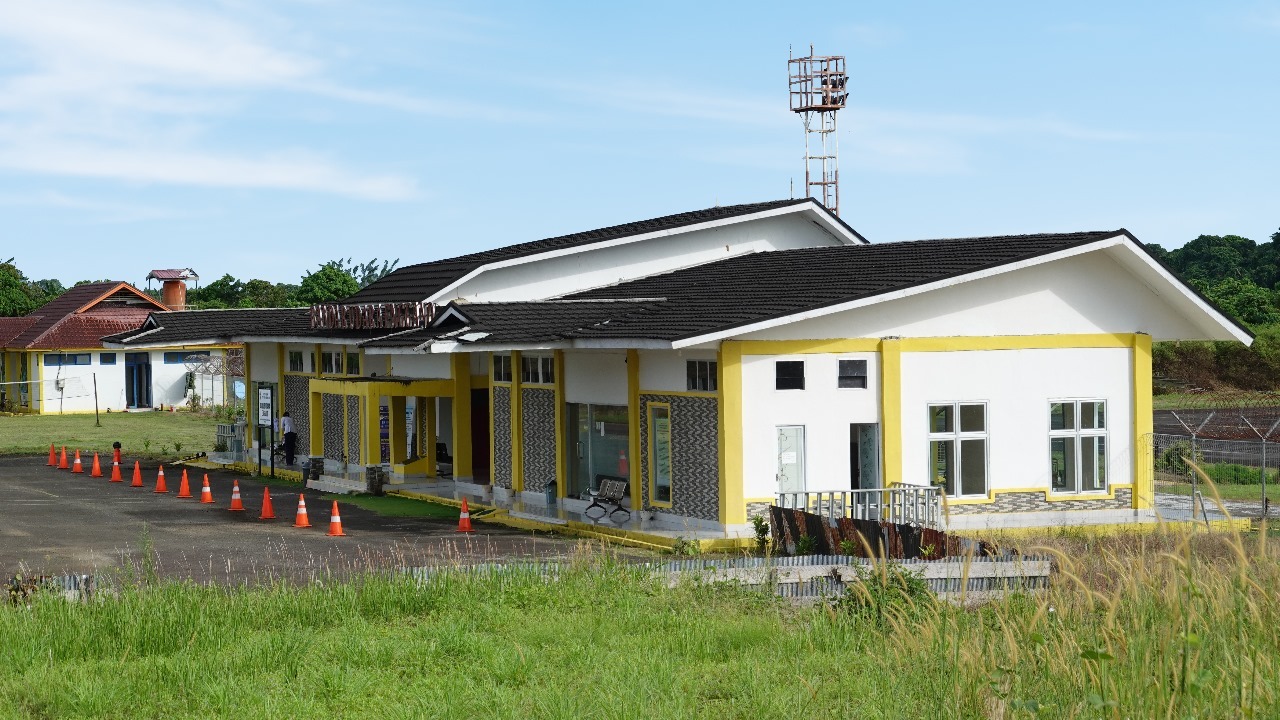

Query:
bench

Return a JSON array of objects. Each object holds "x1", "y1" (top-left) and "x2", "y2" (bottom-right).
[{"x1": 584, "y1": 474, "x2": 631, "y2": 522}]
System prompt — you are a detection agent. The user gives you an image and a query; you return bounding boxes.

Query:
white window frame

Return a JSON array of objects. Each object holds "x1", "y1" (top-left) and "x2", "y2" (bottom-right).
[
  {"x1": 686, "y1": 360, "x2": 717, "y2": 392},
  {"x1": 1048, "y1": 399, "x2": 1108, "y2": 495},
  {"x1": 926, "y1": 402, "x2": 988, "y2": 498},
  {"x1": 520, "y1": 355, "x2": 555, "y2": 385}
]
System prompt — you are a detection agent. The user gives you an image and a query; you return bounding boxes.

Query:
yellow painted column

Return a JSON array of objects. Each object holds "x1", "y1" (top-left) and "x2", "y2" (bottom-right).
[
  {"x1": 1132, "y1": 332, "x2": 1154, "y2": 510},
  {"x1": 717, "y1": 342, "x2": 745, "y2": 526},
  {"x1": 424, "y1": 397, "x2": 437, "y2": 478},
  {"x1": 879, "y1": 337, "x2": 903, "y2": 487},
  {"x1": 33, "y1": 352, "x2": 44, "y2": 414},
  {"x1": 510, "y1": 351, "x2": 524, "y2": 493},
  {"x1": 313, "y1": 344, "x2": 322, "y2": 377},
  {"x1": 553, "y1": 350, "x2": 566, "y2": 498},
  {"x1": 450, "y1": 353, "x2": 473, "y2": 480},
  {"x1": 626, "y1": 349, "x2": 642, "y2": 510},
  {"x1": 363, "y1": 387, "x2": 380, "y2": 466},
  {"x1": 308, "y1": 389, "x2": 323, "y2": 459},
  {"x1": 389, "y1": 395, "x2": 407, "y2": 465}
]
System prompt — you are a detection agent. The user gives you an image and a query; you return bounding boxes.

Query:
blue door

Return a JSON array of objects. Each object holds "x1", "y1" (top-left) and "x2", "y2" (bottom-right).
[{"x1": 125, "y1": 353, "x2": 152, "y2": 408}]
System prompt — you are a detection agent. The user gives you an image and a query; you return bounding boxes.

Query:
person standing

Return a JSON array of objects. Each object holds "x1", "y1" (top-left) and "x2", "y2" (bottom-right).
[{"x1": 280, "y1": 411, "x2": 296, "y2": 466}]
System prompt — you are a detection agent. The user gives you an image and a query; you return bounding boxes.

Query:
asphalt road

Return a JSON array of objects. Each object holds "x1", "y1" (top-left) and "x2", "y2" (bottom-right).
[{"x1": 1, "y1": 455, "x2": 581, "y2": 583}]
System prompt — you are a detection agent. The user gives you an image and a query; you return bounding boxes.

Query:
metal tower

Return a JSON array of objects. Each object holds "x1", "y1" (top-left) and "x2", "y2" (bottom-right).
[{"x1": 788, "y1": 46, "x2": 847, "y2": 216}]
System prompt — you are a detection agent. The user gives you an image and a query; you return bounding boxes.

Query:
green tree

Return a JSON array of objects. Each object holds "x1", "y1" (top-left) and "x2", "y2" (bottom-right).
[
  {"x1": 297, "y1": 263, "x2": 359, "y2": 304},
  {"x1": 190, "y1": 274, "x2": 244, "y2": 309},
  {"x1": 326, "y1": 257, "x2": 400, "y2": 288},
  {"x1": 1196, "y1": 277, "x2": 1280, "y2": 328},
  {"x1": 239, "y1": 279, "x2": 297, "y2": 308},
  {"x1": 0, "y1": 261, "x2": 39, "y2": 316}
]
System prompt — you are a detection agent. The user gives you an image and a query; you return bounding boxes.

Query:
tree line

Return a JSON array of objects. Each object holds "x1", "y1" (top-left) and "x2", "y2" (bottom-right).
[
  {"x1": 1145, "y1": 229, "x2": 1280, "y2": 391},
  {"x1": 0, "y1": 258, "x2": 398, "y2": 317}
]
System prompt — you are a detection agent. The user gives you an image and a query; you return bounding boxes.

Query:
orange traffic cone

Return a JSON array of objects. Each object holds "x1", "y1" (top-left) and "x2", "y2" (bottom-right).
[
  {"x1": 176, "y1": 469, "x2": 192, "y2": 498},
  {"x1": 71, "y1": 451, "x2": 84, "y2": 474},
  {"x1": 228, "y1": 480, "x2": 245, "y2": 511},
  {"x1": 47, "y1": 444, "x2": 56, "y2": 466},
  {"x1": 110, "y1": 459, "x2": 122, "y2": 482},
  {"x1": 199, "y1": 475, "x2": 214, "y2": 503},
  {"x1": 113, "y1": 447, "x2": 122, "y2": 465},
  {"x1": 58, "y1": 446, "x2": 69, "y2": 469},
  {"x1": 154, "y1": 466, "x2": 168, "y2": 493},
  {"x1": 327, "y1": 501, "x2": 346, "y2": 537},
  {"x1": 293, "y1": 494, "x2": 311, "y2": 528},
  {"x1": 260, "y1": 488, "x2": 276, "y2": 520},
  {"x1": 457, "y1": 498, "x2": 474, "y2": 534},
  {"x1": 90, "y1": 453, "x2": 103, "y2": 478},
  {"x1": 130, "y1": 461, "x2": 143, "y2": 487}
]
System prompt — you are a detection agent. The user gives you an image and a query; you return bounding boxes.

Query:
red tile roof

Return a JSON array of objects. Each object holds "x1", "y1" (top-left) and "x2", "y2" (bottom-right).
[
  {"x1": 1, "y1": 282, "x2": 168, "y2": 350},
  {"x1": 147, "y1": 269, "x2": 197, "y2": 281}
]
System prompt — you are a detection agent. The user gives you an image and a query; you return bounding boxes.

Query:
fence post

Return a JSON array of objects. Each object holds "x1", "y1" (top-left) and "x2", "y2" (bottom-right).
[
  {"x1": 1263, "y1": 439, "x2": 1269, "y2": 518},
  {"x1": 1189, "y1": 433, "x2": 1199, "y2": 520}
]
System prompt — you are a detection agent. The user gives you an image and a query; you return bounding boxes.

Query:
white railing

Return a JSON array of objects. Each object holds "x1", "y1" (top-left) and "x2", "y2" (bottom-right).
[{"x1": 776, "y1": 486, "x2": 941, "y2": 527}]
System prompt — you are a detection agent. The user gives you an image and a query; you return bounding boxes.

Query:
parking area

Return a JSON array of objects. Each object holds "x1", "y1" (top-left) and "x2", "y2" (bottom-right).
[{"x1": 0, "y1": 455, "x2": 586, "y2": 584}]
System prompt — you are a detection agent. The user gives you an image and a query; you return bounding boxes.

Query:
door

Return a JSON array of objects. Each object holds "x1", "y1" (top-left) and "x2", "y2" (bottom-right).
[
  {"x1": 851, "y1": 423, "x2": 880, "y2": 490},
  {"x1": 566, "y1": 403, "x2": 630, "y2": 499},
  {"x1": 470, "y1": 389, "x2": 490, "y2": 480},
  {"x1": 776, "y1": 426, "x2": 806, "y2": 494},
  {"x1": 125, "y1": 353, "x2": 152, "y2": 408}
]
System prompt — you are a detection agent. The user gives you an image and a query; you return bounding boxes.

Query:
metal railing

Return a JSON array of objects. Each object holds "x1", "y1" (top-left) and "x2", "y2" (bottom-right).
[{"x1": 776, "y1": 486, "x2": 941, "y2": 527}]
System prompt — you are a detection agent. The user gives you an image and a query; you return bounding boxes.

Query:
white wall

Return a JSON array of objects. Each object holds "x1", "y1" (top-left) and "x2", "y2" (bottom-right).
[
  {"x1": 899, "y1": 347, "x2": 1133, "y2": 492},
  {"x1": 444, "y1": 215, "x2": 847, "y2": 302},
  {"x1": 739, "y1": 251, "x2": 1209, "y2": 342},
  {"x1": 247, "y1": 343, "x2": 280, "y2": 385},
  {"x1": 38, "y1": 349, "x2": 225, "y2": 413},
  {"x1": 638, "y1": 349, "x2": 716, "y2": 392},
  {"x1": 739, "y1": 352, "x2": 881, "y2": 500},
  {"x1": 564, "y1": 350, "x2": 627, "y2": 406},
  {"x1": 389, "y1": 354, "x2": 452, "y2": 379}
]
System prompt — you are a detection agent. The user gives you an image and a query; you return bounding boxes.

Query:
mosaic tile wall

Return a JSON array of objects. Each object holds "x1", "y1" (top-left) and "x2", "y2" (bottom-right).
[
  {"x1": 283, "y1": 375, "x2": 310, "y2": 455},
  {"x1": 521, "y1": 388, "x2": 556, "y2": 493},
  {"x1": 639, "y1": 394, "x2": 719, "y2": 522},
  {"x1": 947, "y1": 487, "x2": 1133, "y2": 514},
  {"x1": 321, "y1": 394, "x2": 343, "y2": 462},
  {"x1": 346, "y1": 396, "x2": 361, "y2": 464},
  {"x1": 492, "y1": 385, "x2": 512, "y2": 489}
]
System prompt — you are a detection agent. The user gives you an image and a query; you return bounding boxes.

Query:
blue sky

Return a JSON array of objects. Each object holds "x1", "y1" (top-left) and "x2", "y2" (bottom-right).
[{"x1": 2, "y1": 1, "x2": 1278, "y2": 287}]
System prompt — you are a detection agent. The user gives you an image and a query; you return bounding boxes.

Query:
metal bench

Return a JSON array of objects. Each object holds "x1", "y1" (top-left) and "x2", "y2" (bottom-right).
[{"x1": 584, "y1": 475, "x2": 631, "y2": 522}]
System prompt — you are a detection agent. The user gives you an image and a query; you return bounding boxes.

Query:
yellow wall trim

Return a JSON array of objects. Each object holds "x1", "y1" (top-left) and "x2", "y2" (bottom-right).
[
  {"x1": 638, "y1": 389, "x2": 718, "y2": 399},
  {"x1": 879, "y1": 338, "x2": 902, "y2": 487},
  {"x1": 737, "y1": 339, "x2": 881, "y2": 355},
  {"x1": 717, "y1": 343, "x2": 745, "y2": 525},
  {"x1": 1132, "y1": 333, "x2": 1154, "y2": 510}
]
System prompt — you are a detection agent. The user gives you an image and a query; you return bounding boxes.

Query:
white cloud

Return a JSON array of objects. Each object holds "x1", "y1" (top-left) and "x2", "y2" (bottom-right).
[
  {"x1": 0, "y1": 190, "x2": 179, "y2": 224},
  {"x1": 0, "y1": 0, "x2": 424, "y2": 201}
]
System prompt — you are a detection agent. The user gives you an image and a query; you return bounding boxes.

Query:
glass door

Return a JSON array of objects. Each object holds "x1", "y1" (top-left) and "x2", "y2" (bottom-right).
[
  {"x1": 776, "y1": 426, "x2": 806, "y2": 493},
  {"x1": 566, "y1": 403, "x2": 630, "y2": 500}
]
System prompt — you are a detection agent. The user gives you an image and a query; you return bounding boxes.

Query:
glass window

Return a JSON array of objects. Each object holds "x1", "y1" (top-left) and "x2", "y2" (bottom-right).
[
  {"x1": 1049, "y1": 400, "x2": 1108, "y2": 494},
  {"x1": 540, "y1": 356, "x2": 555, "y2": 384},
  {"x1": 649, "y1": 404, "x2": 672, "y2": 505},
  {"x1": 99, "y1": 353, "x2": 116, "y2": 365},
  {"x1": 775, "y1": 360, "x2": 805, "y2": 390},
  {"x1": 346, "y1": 353, "x2": 359, "y2": 375},
  {"x1": 288, "y1": 351, "x2": 304, "y2": 372},
  {"x1": 838, "y1": 359, "x2": 868, "y2": 389},
  {"x1": 164, "y1": 351, "x2": 209, "y2": 364},
  {"x1": 321, "y1": 352, "x2": 335, "y2": 374},
  {"x1": 686, "y1": 360, "x2": 717, "y2": 392},
  {"x1": 519, "y1": 355, "x2": 554, "y2": 384},
  {"x1": 492, "y1": 355, "x2": 512, "y2": 382},
  {"x1": 927, "y1": 402, "x2": 987, "y2": 497}
]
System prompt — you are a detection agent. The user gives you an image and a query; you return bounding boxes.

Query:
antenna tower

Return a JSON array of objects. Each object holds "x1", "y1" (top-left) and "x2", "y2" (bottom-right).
[{"x1": 788, "y1": 45, "x2": 847, "y2": 216}]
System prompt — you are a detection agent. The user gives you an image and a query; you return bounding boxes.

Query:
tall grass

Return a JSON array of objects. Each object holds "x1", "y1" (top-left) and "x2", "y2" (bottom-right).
[{"x1": 3, "y1": 479, "x2": 1279, "y2": 717}]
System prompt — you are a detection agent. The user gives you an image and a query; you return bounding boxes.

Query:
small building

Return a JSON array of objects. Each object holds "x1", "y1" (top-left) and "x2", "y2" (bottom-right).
[
  {"x1": 104, "y1": 199, "x2": 1250, "y2": 533},
  {"x1": 0, "y1": 281, "x2": 230, "y2": 413}
]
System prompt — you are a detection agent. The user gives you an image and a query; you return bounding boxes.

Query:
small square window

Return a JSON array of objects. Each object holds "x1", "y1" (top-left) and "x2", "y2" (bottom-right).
[
  {"x1": 493, "y1": 355, "x2": 512, "y2": 382},
  {"x1": 288, "y1": 351, "x2": 304, "y2": 372},
  {"x1": 99, "y1": 353, "x2": 117, "y2": 365},
  {"x1": 959, "y1": 404, "x2": 985, "y2": 433},
  {"x1": 321, "y1": 352, "x2": 335, "y2": 374},
  {"x1": 686, "y1": 360, "x2": 717, "y2": 392},
  {"x1": 540, "y1": 356, "x2": 555, "y2": 383},
  {"x1": 837, "y1": 359, "x2": 867, "y2": 389},
  {"x1": 346, "y1": 353, "x2": 360, "y2": 375},
  {"x1": 775, "y1": 360, "x2": 805, "y2": 390}
]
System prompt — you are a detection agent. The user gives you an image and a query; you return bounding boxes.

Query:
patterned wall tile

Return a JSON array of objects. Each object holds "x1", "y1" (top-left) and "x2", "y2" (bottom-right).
[
  {"x1": 492, "y1": 385, "x2": 512, "y2": 489},
  {"x1": 639, "y1": 394, "x2": 719, "y2": 522},
  {"x1": 283, "y1": 375, "x2": 310, "y2": 454},
  {"x1": 948, "y1": 488, "x2": 1133, "y2": 514},
  {"x1": 346, "y1": 395, "x2": 361, "y2": 465},
  {"x1": 521, "y1": 388, "x2": 556, "y2": 493},
  {"x1": 321, "y1": 394, "x2": 343, "y2": 462}
]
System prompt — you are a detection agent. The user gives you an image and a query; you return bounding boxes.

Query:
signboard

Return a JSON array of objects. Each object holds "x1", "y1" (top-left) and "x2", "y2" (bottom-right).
[{"x1": 257, "y1": 387, "x2": 273, "y2": 427}]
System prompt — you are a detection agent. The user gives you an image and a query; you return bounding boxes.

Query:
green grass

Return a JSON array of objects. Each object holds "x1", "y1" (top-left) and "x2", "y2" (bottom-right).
[
  {"x1": 1158, "y1": 479, "x2": 1280, "y2": 503},
  {"x1": 0, "y1": 411, "x2": 219, "y2": 459},
  {"x1": 2, "y1": 532, "x2": 1279, "y2": 718},
  {"x1": 1153, "y1": 390, "x2": 1280, "y2": 410},
  {"x1": 319, "y1": 493, "x2": 462, "y2": 519}
]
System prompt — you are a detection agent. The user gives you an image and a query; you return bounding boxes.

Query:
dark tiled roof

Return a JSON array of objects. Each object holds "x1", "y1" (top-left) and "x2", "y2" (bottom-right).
[
  {"x1": 344, "y1": 198, "x2": 833, "y2": 304},
  {"x1": 445, "y1": 230, "x2": 1129, "y2": 344},
  {"x1": 102, "y1": 308, "x2": 390, "y2": 346},
  {"x1": 2, "y1": 282, "x2": 167, "y2": 349}
]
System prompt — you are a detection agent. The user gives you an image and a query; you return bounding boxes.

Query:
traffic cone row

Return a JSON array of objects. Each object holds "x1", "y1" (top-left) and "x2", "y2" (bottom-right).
[{"x1": 42, "y1": 442, "x2": 350, "y2": 535}]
